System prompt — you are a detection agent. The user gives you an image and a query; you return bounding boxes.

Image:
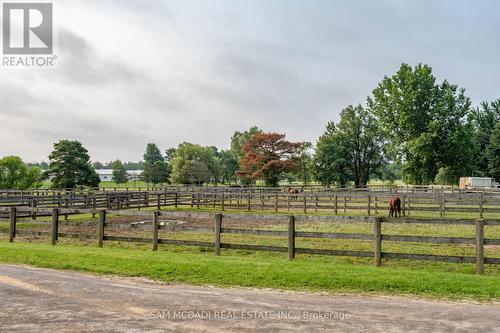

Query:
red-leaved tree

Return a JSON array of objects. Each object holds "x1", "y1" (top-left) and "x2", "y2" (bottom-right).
[{"x1": 236, "y1": 133, "x2": 303, "y2": 186}]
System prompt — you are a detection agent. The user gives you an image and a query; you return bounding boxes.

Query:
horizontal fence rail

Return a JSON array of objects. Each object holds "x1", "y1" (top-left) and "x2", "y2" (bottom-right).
[
  {"x1": 1, "y1": 207, "x2": 499, "y2": 274},
  {"x1": 1, "y1": 188, "x2": 500, "y2": 219}
]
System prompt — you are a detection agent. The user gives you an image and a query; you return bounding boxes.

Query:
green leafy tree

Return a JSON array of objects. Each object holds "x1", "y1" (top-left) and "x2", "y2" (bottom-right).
[
  {"x1": 92, "y1": 161, "x2": 104, "y2": 169},
  {"x1": 171, "y1": 143, "x2": 221, "y2": 184},
  {"x1": 313, "y1": 123, "x2": 349, "y2": 186},
  {"x1": 469, "y1": 100, "x2": 500, "y2": 175},
  {"x1": 313, "y1": 105, "x2": 386, "y2": 187},
  {"x1": 165, "y1": 148, "x2": 176, "y2": 163},
  {"x1": 123, "y1": 161, "x2": 144, "y2": 170},
  {"x1": 486, "y1": 122, "x2": 500, "y2": 181},
  {"x1": 374, "y1": 162, "x2": 401, "y2": 184},
  {"x1": 46, "y1": 140, "x2": 100, "y2": 189},
  {"x1": 369, "y1": 63, "x2": 474, "y2": 184},
  {"x1": 179, "y1": 160, "x2": 211, "y2": 185},
  {"x1": 434, "y1": 167, "x2": 456, "y2": 185},
  {"x1": 216, "y1": 149, "x2": 239, "y2": 184},
  {"x1": 28, "y1": 161, "x2": 48, "y2": 170},
  {"x1": 0, "y1": 156, "x2": 43, "y2": 189},
  {"x1": 230, "y1": 126, "x2": 262, "y2": 161},
  {"x1": 111, "y1": 160, "x2": 128, "y2": 183},
  {"x1": 141, "y1": 143, "x2": 170, "y2": 184},
  {"x1": 296, "y1": 142, "x2": 313, "y2": 185}
]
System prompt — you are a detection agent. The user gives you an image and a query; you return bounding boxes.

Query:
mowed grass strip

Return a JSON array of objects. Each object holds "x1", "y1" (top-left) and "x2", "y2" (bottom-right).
[{"x1": 0, "y1": 240, "x2": 498, "y2": 300}]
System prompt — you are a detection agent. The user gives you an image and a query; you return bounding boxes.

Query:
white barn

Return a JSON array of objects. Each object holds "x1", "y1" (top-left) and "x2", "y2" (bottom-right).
[{"x1": 96, "y1": 169, "x2": 143, "y2": 182}]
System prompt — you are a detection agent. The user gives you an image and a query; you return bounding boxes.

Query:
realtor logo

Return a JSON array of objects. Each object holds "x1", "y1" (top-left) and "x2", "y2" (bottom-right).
[{"x1": 2, "y1": 2, "x2": 53, "y2": 54}]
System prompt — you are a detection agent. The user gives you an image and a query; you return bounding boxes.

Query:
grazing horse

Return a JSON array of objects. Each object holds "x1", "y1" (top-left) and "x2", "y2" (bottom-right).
[
  {"x1": 287, "y1": 187, "x2": 300, "y2": 199},
  {"x1": 388, "y1": 197, "x2": 401, "y2": 217}
]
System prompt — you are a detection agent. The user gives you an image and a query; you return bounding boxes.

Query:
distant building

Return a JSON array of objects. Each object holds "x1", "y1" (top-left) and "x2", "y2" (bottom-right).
[
  {"x1": 96, "y1": 169, "x2": 143, "y2": 182},
  {"x1": 127, "y1": 170, "x2": 143, "y2": 181}
]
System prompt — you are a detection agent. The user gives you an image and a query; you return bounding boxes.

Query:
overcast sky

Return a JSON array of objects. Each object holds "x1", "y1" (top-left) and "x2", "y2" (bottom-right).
[{"x1": 1, "y1": 0, "x2": 499, "y2": 162}]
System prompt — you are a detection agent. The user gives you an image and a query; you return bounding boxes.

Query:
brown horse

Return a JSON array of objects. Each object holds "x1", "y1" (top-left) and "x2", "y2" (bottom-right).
[
  {"x1": 388, "y1": 197, "x2": 401, "y2": 217},
  {"x1": 287, "y1": 187, "x2": 300, "y2": 199}
]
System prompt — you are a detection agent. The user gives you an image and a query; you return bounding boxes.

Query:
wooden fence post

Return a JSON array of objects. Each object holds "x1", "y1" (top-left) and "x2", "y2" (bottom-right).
[
  {"x1": 367, "y1": 194, "x2": 371, "y2": 215},
  {"x1": 374, "y1": 217, "x2": 382, "y2": 266},
  {"x1": 439, "y1": 193, "x2": 445, "y2": 217},
  {"x1": 98, "y1": 210, "x2": 106, "y2": 248},
  {"x1": 303, "y1": 195, "x2": 307, "y2": 213},
  {"x1": 92, "y1": 197, "x2": 96, "y2": 218},
  {"x1": 152, "y1": 211, "x2": 159, "y2": 251},
  {"x1": 407, "y1": 196, "x2": 411, "y2": 216},
  {"x1": 288, "y1": 215, "x2": 295, "y2": 260},
  {"x1": 401, "y1": 195, "x2": 406, "y2": 217},
  {"x1": 9, "y1": 207, "x2": 17, "y2": 243},
  {"x1": 64, "y1": 198, "x2": 69, "y2": 221},
  {"x1": 214, "y1": 213, "x2": 222, "y2": 256},
  {"x1": 51, "y1": 208, "x2": 59, "y2": 245},
  {"x1": 175, "y1": 193, "x2": 178, "y2": 208},
  {"x1": 275, "y1": 194, "x2": 278, "y2": 212},
  {"x1": 221, "y1": 193, "x2": 225, "y2": 211},
  {"x1": 479, "y1": 192, "x2": 484, "y2": 219},
  {"x1": 334, "y1": 194, "x2": 338, "y2": 214},
  {"x1": 476, "y1": 219, "x2": 484, "y2": 275},
  {"x1": 156, "y1": 194, "x2": 161, "y2": 210},
  {"x1": 31, "y1": 198, "x2": 37, "y2": 220},
  {"x1": 247, "y1": 193, "x2": 251, "y2": 212}
]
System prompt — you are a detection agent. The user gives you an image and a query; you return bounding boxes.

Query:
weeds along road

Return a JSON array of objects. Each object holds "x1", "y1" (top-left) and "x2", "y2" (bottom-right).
[{"x1": 0, "y1": 265, "x2": 499, "y2": 333}]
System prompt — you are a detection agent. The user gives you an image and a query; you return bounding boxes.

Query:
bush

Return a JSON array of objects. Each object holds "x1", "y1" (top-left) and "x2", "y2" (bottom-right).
[{"x1": 434, "y1": 167, "x2": 457, "y2": 185}]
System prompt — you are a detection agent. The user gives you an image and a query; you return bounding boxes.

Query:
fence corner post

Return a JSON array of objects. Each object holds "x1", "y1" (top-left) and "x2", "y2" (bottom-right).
[
  {"x1": 288, "y1": 215, "x2": 295, "y2": 260},
  {"x1": 152, "y1": 211, "x2": 159, "y2": 251},
  {"x1": 214, "y1": 213, "x2": 222, "y2": 256},
  {"x1": 373, "y1": 217, "x2": 382, "y2": 267},
  {"x1": 98, "y1": 209, "x2": 106, "y2": 248},
  {"x1": 51, "y1": 208, "x2": 59, "y2": 245},
  {"x1": 475, "y1": 219, "x2": 485, "y2": 275},
  {"x1": 9, "y1": 207, "x2": 17, "y2": 243}
]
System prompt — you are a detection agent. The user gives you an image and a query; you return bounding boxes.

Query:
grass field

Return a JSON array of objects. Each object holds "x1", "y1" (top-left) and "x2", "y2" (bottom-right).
[{"x1": 0, "y1": 240, "x2": 499, "y2": 301}]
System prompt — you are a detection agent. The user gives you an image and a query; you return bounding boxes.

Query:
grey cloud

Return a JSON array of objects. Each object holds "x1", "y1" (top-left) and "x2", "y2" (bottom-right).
[
  {"x1": 1, "y1": 0, "x2": 500, "y2": 162},
  {"x1": 56, "y1": 28, "x2": 144, "y2": 85}
]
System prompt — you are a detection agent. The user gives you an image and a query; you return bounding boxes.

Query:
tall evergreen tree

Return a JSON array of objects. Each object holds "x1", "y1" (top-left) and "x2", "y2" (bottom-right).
[{"x1": 141, "y1": 143, "x2": 170, "y2": 184}]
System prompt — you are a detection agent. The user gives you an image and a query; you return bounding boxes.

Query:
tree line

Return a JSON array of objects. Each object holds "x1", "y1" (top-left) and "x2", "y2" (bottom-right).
[{"x1": 1, "y1": 63, "x2": 499, "y2": 189}]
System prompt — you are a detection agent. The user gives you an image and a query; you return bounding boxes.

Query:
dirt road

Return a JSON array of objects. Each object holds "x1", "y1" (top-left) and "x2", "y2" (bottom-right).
[{"x1": 0, "y1": 265, "x2": 498, "y2": 332}]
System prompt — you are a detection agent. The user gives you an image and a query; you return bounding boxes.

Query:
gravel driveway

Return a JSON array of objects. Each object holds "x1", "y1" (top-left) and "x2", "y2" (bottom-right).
[{"x1": 0, "y1": 264, "x2": 498, "y2": 332}]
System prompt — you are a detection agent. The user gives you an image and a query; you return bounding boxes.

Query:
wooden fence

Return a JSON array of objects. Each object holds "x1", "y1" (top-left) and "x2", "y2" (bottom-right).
[
  {"x1": 2, "y1": 207, "x2": 499, "y2": 275},
  {"x1": 2, "y1": 188, "x2": 500, "y2": 219}
]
